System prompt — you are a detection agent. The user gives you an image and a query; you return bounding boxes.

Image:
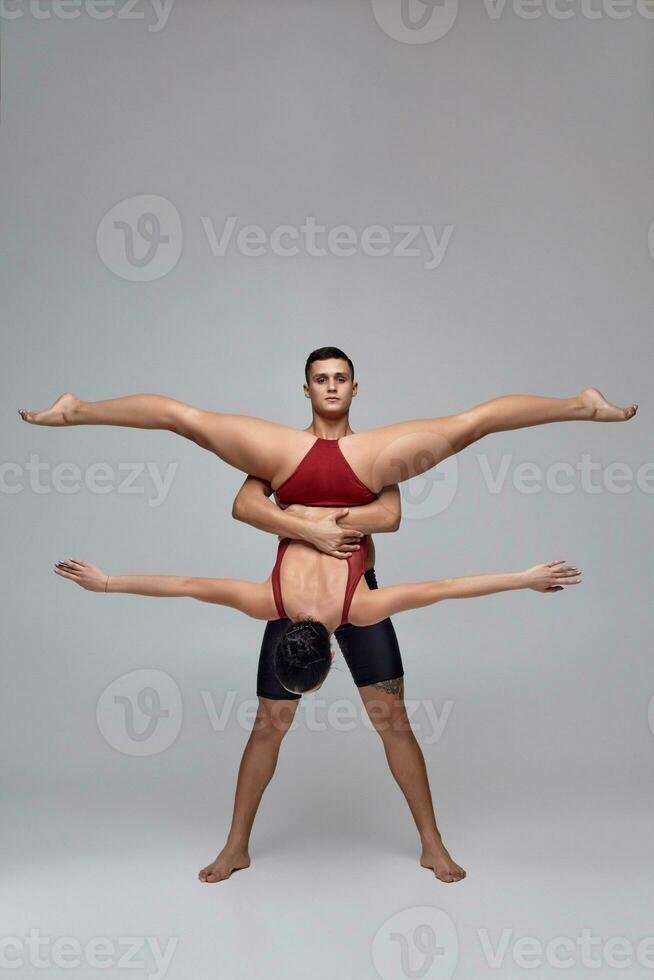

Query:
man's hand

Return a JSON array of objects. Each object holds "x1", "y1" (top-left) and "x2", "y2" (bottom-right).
[
  {"x1": 280, "y1": 504, "x2": 364, "y2": 558},
  {"x1": 521, "y1": 560, "x2": 582, "y2": 592}
]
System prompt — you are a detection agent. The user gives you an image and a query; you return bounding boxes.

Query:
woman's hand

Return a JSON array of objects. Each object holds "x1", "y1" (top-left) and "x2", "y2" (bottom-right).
[
  {"x1": 522, "y1": 560, "x2": 582, "y2": 592},
  {"x1": 54, "y1": 558, "x2": 109, "y2": 592}
]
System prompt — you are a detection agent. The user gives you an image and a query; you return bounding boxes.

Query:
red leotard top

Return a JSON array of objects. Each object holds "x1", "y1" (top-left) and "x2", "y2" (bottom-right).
[
  {"x1": 271, "y1": 535, "x2": 369, "y2": 627},
  {"x1": 274, "y1": 437, "x2": 377, "y2": 507},
  {"x1": 271, "y1": 437, "x2": 376, "y2": 625}
]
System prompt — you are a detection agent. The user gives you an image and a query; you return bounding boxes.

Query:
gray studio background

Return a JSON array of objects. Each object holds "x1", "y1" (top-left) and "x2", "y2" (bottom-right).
[{"x1": 2, "y1": 2, "x2": 653, "y2": 979}]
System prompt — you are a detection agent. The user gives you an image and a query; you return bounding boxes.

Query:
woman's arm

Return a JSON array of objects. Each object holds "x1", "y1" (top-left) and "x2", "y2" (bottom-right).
[
  {"x1": 54, "y1": 559, "x2": 275, "y2": 620},
  {"x1": 349, "y1": 560, "x2": 582, "y2": 626}
]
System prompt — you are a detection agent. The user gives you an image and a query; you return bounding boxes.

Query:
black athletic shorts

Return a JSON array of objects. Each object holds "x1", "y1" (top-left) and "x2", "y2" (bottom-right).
[{"x1": 256, "y1": 567, "x2": 404, "y2": 700}]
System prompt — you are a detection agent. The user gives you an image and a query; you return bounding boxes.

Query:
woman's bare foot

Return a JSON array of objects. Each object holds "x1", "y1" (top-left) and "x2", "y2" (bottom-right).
[
  {"x1": 579, "y1": 387, "x2": 638, "y2": 422},
  {"x1": 420, "y1": 836, "x2": 466, "y2": 883},
  {"x1": 18, "y1": 392, "x2": 81, "y2": 426},
  {"x1": 198, "y1": 845, "x2": 251, "y2": 884}
]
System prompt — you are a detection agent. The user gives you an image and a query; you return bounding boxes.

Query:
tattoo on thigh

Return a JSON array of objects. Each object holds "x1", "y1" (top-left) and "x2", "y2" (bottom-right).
[{"x1": 373, "y1": 676, "x2": 404, "y2": 698}]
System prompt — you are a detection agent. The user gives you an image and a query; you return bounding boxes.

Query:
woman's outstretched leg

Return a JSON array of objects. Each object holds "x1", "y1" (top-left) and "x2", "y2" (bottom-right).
[
  {"x1": 468, "y1": 386, "x2": 637, "y2": 433},
  {"x1": 344, "y1": 386, "x2": 638, "y2": 492},
  {"x1": 18, "y1": 391, "x2": 313, "y2": 485},
  {"x1": 20, "y1": 391, "x2": 198, "y2": 430}
]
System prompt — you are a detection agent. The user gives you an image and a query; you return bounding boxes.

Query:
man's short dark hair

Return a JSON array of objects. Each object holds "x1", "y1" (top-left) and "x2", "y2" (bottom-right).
[{"x1": 304, "y1": 347, "x2": 355, "y2": 383}]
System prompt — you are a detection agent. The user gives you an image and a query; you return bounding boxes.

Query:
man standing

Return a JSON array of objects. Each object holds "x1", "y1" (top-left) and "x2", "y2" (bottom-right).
[{"x1": 198, "y1": 347, "x2": 465, "y2": 885}]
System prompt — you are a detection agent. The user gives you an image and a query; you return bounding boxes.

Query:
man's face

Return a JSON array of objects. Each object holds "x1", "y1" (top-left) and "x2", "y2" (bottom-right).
[{"x1": 304, "y1": 358, "x2": 357, "y2": 416}]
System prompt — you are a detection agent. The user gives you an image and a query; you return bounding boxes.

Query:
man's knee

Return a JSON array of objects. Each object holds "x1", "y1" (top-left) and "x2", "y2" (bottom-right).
[
  {"x1": 251, "y1": 698, "x2": 299, "y2": 738},
  {"x1": 361, "y1": 678, "x2": 414, "y2": 738},
  {"x1": 370, "y1": 705, "x2": 414, "y2": 740}
]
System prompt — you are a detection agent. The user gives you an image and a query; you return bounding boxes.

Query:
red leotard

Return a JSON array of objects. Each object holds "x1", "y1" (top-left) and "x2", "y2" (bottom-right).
[
  {"x1": 274, "y1": 436, "x2": 377, "y2": 507},
  {"x1": 271, "y1": 535, "x2": 369, "y2": 627},
  {"x1": 271, "y1": 437, "x2": 376, "y2": 625}
]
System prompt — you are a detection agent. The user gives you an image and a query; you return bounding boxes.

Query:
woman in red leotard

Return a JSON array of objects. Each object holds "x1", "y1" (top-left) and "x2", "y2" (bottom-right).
[
  {"x1": 54, "y1": 550, "x2": 582, "y2": 696},
  {"x1": 21, "y1": 370, "x2": 634, "y2": 688}
]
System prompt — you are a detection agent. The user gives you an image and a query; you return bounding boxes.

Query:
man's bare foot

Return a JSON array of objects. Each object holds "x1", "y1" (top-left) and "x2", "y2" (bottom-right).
[
  {"x1": 198, "y1": 845, "x2": 251, "y2": 884},
  {"x1": 18, "y1": 392, "x2": 80, "y2": 426},
  {"x1": 579, "y1": 387, "x2": 638, "y2": 422},
  {"x1": 420, "y1": 836, "x2": 466, "y2": 883}
]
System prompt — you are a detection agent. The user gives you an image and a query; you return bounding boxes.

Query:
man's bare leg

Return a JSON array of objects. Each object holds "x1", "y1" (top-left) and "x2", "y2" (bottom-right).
[
  {"x1": 199, "y1": 696, "x2": 300, "y2": 883},
  {"x1": 358, "y1": 677, "x2": 466, "y2": 883}
]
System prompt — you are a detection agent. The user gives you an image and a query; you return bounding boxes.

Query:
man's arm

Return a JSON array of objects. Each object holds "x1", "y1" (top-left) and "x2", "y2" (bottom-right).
[
  {"x1": 348, "y1": 561, "x2": 582, "y2": 627},
  {"x1": 295, "y1": 484, "x2": 401, "y2": 535},
  {"x1": 232, "y1": 476, "x2": 400, "y2": 557},
  {"x1": 232, "y1": 475, "x2": 365, "y2": 558}
]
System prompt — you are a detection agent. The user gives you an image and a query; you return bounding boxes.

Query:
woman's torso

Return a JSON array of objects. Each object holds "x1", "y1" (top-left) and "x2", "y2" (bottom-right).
[
  {"x1": 267, "y1": 432, "x2": 377, "y2": 626},
  {"x1": 269, "y1": 537, "x2": 369, "y2": 629}
]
